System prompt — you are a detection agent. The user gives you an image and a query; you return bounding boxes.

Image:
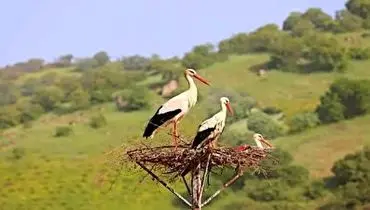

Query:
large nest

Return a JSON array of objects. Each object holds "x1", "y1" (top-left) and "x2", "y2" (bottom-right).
[{"x1": 126, "y1": 144, "x2": 272, "y2": 178}]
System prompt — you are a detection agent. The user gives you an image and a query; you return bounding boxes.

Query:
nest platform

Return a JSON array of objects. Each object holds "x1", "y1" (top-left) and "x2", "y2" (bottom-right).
[
  {"x1": 124, "y1": 142, "x2": 275, "y2": 209},
  {"x1": 127, "y1": 144, "x2": 271, "y2": 177}
]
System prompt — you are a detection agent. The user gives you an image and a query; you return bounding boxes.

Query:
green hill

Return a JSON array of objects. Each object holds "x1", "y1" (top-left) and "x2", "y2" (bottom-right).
[
  {"x1": 1, "y1": 53, "x2": 370, "y2": 209},
  {"x1": 2, "y1": 2, "x2": 370, "y2": 209}
]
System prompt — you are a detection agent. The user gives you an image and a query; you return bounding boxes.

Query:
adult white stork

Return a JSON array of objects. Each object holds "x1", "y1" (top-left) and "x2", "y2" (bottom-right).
[
  {"x1": 234, "y1": 133, "x2": 273, "y2": 152},
  {"x1": 180, "y1": 97, "x2": 233, "y2": 177},
  {"x1": 142, "y1": 68, "x2": 210, "y2": 148},
  {"x1": 190, "y1": 97, "x2": 233, "y2": 149}
]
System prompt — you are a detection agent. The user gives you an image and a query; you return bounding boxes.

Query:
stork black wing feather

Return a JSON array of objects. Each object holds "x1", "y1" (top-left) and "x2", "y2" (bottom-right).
[
  {"x1": 191, "y1": 127, "x2": 215, "y2": 149},
  {"x1": 142, "y1": 106, "x2": 181, "y2": 138}
]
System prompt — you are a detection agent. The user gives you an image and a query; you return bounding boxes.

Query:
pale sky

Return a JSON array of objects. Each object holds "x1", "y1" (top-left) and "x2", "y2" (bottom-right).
[{"x1": 0, "y1": 0, "x2": 345, "y2": 66}]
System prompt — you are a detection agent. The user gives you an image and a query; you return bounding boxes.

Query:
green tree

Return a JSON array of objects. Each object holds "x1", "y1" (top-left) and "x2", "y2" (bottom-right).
[
  {"x1": 75, "y1": 58, "x2": 99, "y2": 71},
  {"x1": 56, "y1": 88, "x2": 90, "y2": 113},
  {"x1": 121, "y1": 55, "x2": 151, "y2": 70},
  {"x1": 40, "y1": 72, "x2": 58, "y2": 85},
  {"x1": 81, "y1": 68, "x2": 134, "y2": 104},
  {"x1": 346, "y1": 0, "x2": 370, "y2": 19},
  {"x1": 55, "y1": 54, "x2": 74, "y2": 67},
  {"x1": 288, "y1": 112, "x2": 320, "y2": 133},
  {"x1": 114, "y1": 85, "x2": 154, "y2": 111},
  {"x1": 290, "y1": 19, "x2": 315, "y2": 37},
  {"x1": 301, "y1": 8, "x2": 334, "y2": 31},
  {"x1": 328, "y1": 146, "x2": 370, "y2": 205},
  {"x1": 316, "y1": 78, "x2": 370, "y2": 123},
  {"x1": 93, "y1": 51, "x2": 110, "y2": 66},
  {"x1": 147, "y1": 59, "x2": 183, "y2": 82},
  {"x1": 247, "y1": 111, "x2": 285, "y2": 139},
  {"x1": 282, "y1": 12, "x2": 303, "y2": 31},
  {"x1": 268, "y1": 35, "x2": 303, "y2": 71},
  {"x1": 334, "y1": 9, "x2": 364, "y2": 32},
  {"x1": 218, "y1": 33, "x2": 250, "y2": 54},
  {"x1": 20, "y1": 78, "x2": 42, "y2": 96},
  {"x1": 16, "y1": 100, "x2": 44, "y2": 123},
  {"x1": 31, "y1": 86, "x2": 64, "y2": 111},
  {"x1": 329, "y1": 78, "x2": 370, "y2": 118},
  {"x1": 0, "y1": 106, "x2": 21, "y2": 129},
  {"x1": 303, "y1": 34, "x2": 348, "y2": 72},
  {"x1": 57, "y1": 76, "x2": 83, "y2": 100},
  {"x1": 348, "y1": 47, "x2": 370, "y2": 60},
  {"x1": 0, "y1": 82, "x2": 18, "y2": 105},
  {"x1": 248, "y1": 24, "x2": 283, "y2": 52},
  {"x1": 316, "y1": 92, "x2": 345, "y2": 123},
  {"x1": 182, "y1": 43, "x2": 227, "y2": 69}
]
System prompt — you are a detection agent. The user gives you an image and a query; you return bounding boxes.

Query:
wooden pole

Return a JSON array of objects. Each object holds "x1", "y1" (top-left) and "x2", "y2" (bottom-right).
[{"x1": 191, "y1": 160, "x2": 203, "y2": 210}]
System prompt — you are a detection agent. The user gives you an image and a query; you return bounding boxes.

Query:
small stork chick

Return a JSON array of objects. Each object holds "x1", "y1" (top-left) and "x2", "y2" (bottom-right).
[
  {"x1": 253, "y1": 133, "x2": 273, "y2": 149},
  {"x1": 190, "y1": 97, "x2": 233, "y2": 149},
  {"x1": 233, "y1": 133, "x2": 273, "y2": 152},
  {"x1": 142, "y1": 69, "x2": 210, "y2": 149}
]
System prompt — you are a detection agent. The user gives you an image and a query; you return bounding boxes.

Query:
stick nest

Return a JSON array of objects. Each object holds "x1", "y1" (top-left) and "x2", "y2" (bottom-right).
[{"x1": 126, "y1": 144, "x2": 272, "y2": 177}]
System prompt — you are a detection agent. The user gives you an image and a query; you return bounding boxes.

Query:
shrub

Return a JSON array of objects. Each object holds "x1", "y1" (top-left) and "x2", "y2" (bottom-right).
[
  {"x1": 10, "y1": 147, "x2": 26, "y2": 160},
  {"x1": 348, "y1": 47, "x2": 370, "y2": 60},
  {"x1": 22, "y1": 121, "x2": 33, "y2": 129},
  {"x1": 89, "y1": 114, "x2": 107, "y2": 129},
  {"x1": 304, "y1": 180, "x2": 327, "y2": 200},
  {"x1": 115, "y1": 86, "x2": 153, "y2": 112},
  {"x1": 327, "y1": 146, "x2": 370, "y2": 205},
  {"x1": 17, "y1": 102, "x2": 44, "y2": 123},
  {"x1": 247, "y1": 111, "x2": 285, "y2": 139},
  {"x1": 54, "y1": 126, "x2": 73, "y2": 137},
  {"x1": 262, "y1": 106, "x2": 282, "y2": 115},
  {"x1": 31, "y1": 86, "x2": 64, "y2": 111},
  {"x1": 276, "y1": 165, "x2": 309, "y2": 186},
  {"x1": 288, "y1": 112, "x2": 320, "y2": 133},
  {"x1": 246, "y1": 180, "x2": 294, "y2": 202},
  {"x1": 316, "y1": 78, "x2": 370, "y2": 124}
]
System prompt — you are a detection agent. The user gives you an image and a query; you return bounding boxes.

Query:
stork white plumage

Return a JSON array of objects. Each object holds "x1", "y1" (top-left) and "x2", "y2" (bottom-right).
[
  {"x1": 190, "y1": 97, "x2": 233, "y2": 149},
  {"x1": 233, "y1": 133, "x2": 274, "y2": 152},
  {"x1": 142, "y1": 69, "x2": 210, "y2": 149}
]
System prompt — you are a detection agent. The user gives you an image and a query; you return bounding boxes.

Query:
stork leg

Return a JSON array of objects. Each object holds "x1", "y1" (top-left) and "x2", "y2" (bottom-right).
[
  {"x1": 172, "y1": 121, "x2": 179, "y2": 150},
  {"x1": 210, "y1": 136, "x2": 219, "y2": 149}
]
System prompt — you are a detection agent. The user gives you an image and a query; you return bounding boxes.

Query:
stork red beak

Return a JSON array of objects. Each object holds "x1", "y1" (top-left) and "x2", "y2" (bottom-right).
[
  {"x1": 261, "y1": 137, "x2": 273, "y2": 148},
  {"x1": 193, "y1": 74, "x2": 210, "y2": 86},
  {"x1": 226, "y1": 102, "x2": 234, "y2": 115}
]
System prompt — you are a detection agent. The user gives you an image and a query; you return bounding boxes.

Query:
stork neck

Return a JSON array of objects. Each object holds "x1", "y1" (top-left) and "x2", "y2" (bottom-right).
[
  {"x1": 185, "y1": 74, "x2": 197, "y2": 91},
  {"x1": 219, "y1": 102, "x2": 228, "y2": 118},
  {"x1": 255, "y1": 139, "x2": 263, "y2": 149},
  {"x1": 221, "y1": 102, "x2": 227, "y2": 112},
  {"x1": 185, "y1": 74, "x2": 198, "y2": 107}
]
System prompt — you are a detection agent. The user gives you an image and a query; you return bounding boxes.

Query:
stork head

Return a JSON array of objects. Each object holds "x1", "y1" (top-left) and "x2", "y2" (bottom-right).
[
  {"x1": 253, "y1": 133, "x2": 273, "y2": 149},
  {"x1": 185, "y1": 69, "x2": 210, "y2": 86},
  {"x1": 220, "y1": 97, "x2": 233, "y2": 115}
]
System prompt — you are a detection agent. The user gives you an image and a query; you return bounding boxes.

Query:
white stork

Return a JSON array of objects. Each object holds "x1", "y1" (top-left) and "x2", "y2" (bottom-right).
[
  {"x1": 190, "y1": 97, "x2": 233, "y2": 149},
  {"x1": 142, "y1": 68, "x2": 210, "y2": 148},
  {"x1": 180, "y1": 97, "x2": 232, "y2": 177},
  {"x1": 234, "y1": 133, "x2": 273, "y2": 152}
]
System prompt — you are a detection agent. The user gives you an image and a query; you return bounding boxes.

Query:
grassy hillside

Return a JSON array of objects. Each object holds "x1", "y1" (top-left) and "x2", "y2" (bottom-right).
[{"x1": 1, "y1": 52, "x2": 370, "y2": 209}]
